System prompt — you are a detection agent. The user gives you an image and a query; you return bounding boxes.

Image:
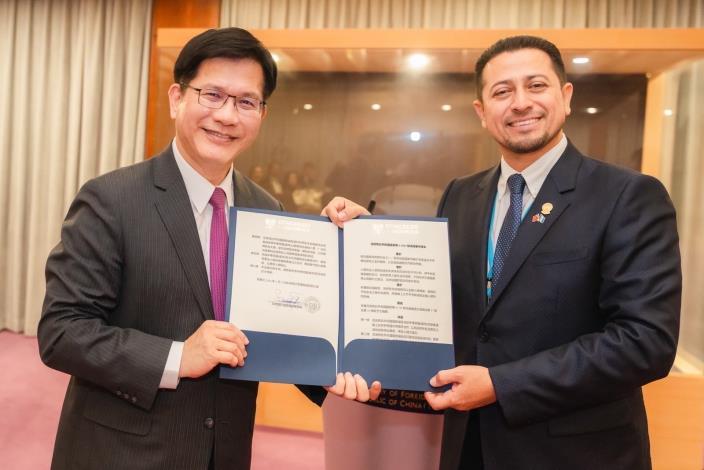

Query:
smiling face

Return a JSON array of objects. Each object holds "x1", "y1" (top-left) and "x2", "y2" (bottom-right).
[
  {"x1": 168, "y1": 57, "x2": 267, "y2": 185},
  {"x1": 473, "y1": 48, "x2": 573, "y2": 170}
]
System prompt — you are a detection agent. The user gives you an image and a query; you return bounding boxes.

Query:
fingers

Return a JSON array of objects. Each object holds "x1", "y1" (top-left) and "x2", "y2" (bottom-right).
[
  {"x1": 181, "y1": 321, "x2": 251, "y2": 377},
  {"x1": 426, "y1": 366, "x2": 497, "y2": 412},
  {"x1": 205, "y1": 321, "x2": 248, "y2": 367},
  {"x1": 429, "y1": 368, "x2": 461, "y2": 388},
  {"x1": 326, "y1": 372, "x2": 381, "y2": 403},
  {"x1": 212, "y1": 328, "x2": 248, "y2": 351},
  {"x1": 321, "y1": 197, "x2": 369, "y2": 228},
  {"x1": 352, "y1": 374, "x2": 370, "y2": 402},
  {"x1": 425, "y1": 368, "x2": 461, "y2": 410},
  {"x1": 343, "y1": 372, "x2": 357, "y2": 399},
  {"x1": 351, "y1": 376, "x2": 382, "y2": 402},
  {"x1": 324, "y1": 373, "x2": 346, "y2": 395},
  {"x1": 320, "y1": 196, "x2": 343, "y2": 225},
  {"x1": 215, "y1": 338, "x2": 246, "y2": 367},
  {"x1": 424, "y1": 390, "x2": 453, "y2": 411},
  {"x1": 342, "y1": 199, "x2": 371, "y2": 220},
  {"x1": 214, "y1": 350, "x2": 242, "y2": 368},
  {"x1": 211, "y1": 321, "x2": 249, "y2": 345},
  {"x1": 369, "y1": 380, "x2": 382, "y2": 401}
]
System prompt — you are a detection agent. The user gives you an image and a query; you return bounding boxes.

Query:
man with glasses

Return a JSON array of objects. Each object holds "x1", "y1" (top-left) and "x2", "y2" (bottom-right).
[{"x1": 38, "y1": 27, "x2": 377, "y2": 470}]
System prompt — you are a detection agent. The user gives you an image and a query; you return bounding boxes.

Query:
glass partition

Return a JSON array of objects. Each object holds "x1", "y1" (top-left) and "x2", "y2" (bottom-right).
[
  {"x1": 659, "y1": 59, "x2": 704, "y2": 373},
  {"x1": 233, "y1": 71, "x2": 645, "y2": 216},
  {"x1": 152, "y1": 46, "x2": 645, "y2": 217}
]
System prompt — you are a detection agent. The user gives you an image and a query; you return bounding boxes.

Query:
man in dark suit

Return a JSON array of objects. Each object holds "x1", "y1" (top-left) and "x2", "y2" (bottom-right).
[
  {"x1": 38, "y1": 28, "x2": 377, "y2": 470},
  {"x1": 323, "y1": 36, "x2": 681, "y2": 469}
]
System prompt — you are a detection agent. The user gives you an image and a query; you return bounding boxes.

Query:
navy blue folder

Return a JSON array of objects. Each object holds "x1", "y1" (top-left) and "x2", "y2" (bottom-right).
[{"x1": 219, "y1": 209, "x2": 455, "y2": 391}]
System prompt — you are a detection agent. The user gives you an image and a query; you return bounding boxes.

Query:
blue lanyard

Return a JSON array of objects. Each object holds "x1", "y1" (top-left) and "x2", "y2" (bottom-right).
[
  {"x1": 486, "y1": 191, "x2": 533, "y2": 298},
  {"x1": 486, "y1": 194, "x2": 499, "y2": 296}
]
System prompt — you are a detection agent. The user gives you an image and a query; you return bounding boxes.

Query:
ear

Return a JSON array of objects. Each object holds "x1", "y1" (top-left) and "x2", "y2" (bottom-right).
[
  {"x1": 562, "y1": 82, "x2": 574, "y2": 117},
  {"x1": 261, "y1": 104, "x2": 269, "y2": 121},
  {"x1": 167, "y1": 83, "x2": 184, "y2": 119},
  {"x1": 473, "y1": 99, "x2": 487, "y2": 128}
]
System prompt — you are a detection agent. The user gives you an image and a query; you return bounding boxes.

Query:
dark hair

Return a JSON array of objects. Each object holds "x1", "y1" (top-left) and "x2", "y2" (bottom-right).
[
  {"x1": 174, "y1": 27, "x2": 277, "y2": 100},
  {"x1": 474, "y1": 35, "x2": 566, "y2": 99}
]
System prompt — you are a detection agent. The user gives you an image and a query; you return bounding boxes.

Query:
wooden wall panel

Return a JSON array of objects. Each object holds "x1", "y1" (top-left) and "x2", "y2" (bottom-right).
[
  {"x1": 644, "y1": 374, "x2": 704, "y2": 470},
  {"x1": 145, "y1": 0, "x2": 220, "y2": 158},
  {"x1": 255, "y1": 383, "x2": 323, "y2": 432},
  {"x1": 157, "y1": 28, "x2": 704, "y2": 51},
  {"x1": 642, "y1": 72, "x2": 666, "y2": 180}
]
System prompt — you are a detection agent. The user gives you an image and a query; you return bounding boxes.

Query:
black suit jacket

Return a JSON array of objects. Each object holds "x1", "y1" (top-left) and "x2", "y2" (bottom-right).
[
  {"x1": 38, "y1": 147, "x2": 325, "y2": 470},
  {"x1": 437, "y1": 143, "x2": 681, "y2": 470}
]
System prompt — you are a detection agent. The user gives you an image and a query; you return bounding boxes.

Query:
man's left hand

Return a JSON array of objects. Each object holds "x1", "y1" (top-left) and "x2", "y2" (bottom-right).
[
  {"x1": 325, "y1": 372, "x2": 382, "y2": 402},
  {"x1": 424, "y1": 365, "x2": 497, "y2": 411}
]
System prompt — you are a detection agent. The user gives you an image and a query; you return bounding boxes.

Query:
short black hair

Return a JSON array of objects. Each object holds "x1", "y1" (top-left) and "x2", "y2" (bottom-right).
[
  {"x1": 474, "y1": 35, "x2": 566, "y2": 99},
  {"x1": 174, "y1": 27, "x2": 277, "y2": 100}
]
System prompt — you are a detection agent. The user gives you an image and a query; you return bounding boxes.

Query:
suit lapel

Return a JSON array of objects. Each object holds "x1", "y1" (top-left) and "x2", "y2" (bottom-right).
[
  {"x1": 469, "y1": 168, "x2": 501, "y2": 317},
  {"x1": 233, "y1": 169, "x2": 256, "y2": 207},
  {"x1": 486, "y1": 144, "x2": 582, "y2": 312},
  {"x1": 152, "y1": 148, "x2": 214, "y2": 321}
]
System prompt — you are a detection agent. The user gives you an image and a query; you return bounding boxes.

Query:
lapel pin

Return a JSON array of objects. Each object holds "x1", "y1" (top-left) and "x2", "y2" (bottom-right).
[
  {"x1": 531, "y1": 213, "x2": 546, "y2": 224},
  {"x1": 532, "y1": 202, "x2": 554, "y2": 223}
]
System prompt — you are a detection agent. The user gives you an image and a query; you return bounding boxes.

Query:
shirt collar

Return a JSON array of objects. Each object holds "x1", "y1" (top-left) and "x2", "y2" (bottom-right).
[
  {"x1": 172, "y1": 140, "x2": 234, "y2": 213},
  {"x1": 497, "y1": 133, "x2": 567, "y2": 198}
]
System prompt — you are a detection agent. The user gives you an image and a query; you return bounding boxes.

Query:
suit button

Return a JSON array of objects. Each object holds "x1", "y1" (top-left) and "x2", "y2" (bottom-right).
[
  {"x1": 479, "y1": 329, "x2": 490, "y2": 343},
  {"x1": 116, "y1": 390, "x2": 122, "y2": 397},
  {"x1": 204, "y1": 418, "x2": 215, "y2": 429},
  {"x1": 131, "y1": 396, "x2": 137, "y2": 404},
  {"x1": 123, "y1": 393, "x2": 131, "y2": 400}
]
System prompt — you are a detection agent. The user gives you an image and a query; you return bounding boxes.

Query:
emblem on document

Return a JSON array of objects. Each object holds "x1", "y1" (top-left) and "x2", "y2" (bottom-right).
[{"x1": 304, "y1": 296, "x2": 321, "y2": 313}]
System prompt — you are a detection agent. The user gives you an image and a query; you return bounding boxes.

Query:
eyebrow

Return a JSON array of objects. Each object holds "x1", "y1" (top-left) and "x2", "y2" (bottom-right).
[
  {"x1": 525, "y1": 74, "x2": 550, "y2": 81},
  {"x1": 489, "y1": 74, "x2": 551, "y2": 90},
  {"x1": 196, "y1": 84, "x2": 263, "y2": 100}
]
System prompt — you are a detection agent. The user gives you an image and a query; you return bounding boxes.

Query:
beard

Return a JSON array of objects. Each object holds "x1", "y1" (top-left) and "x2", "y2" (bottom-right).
[{"x1": 503, "y1": 130, "x2": 555, "y2": 155}]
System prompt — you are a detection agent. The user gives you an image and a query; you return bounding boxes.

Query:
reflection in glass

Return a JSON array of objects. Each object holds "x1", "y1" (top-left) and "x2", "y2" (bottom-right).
[{"x1": 235, "y1": 72, "x2": 646, "y2": 216}]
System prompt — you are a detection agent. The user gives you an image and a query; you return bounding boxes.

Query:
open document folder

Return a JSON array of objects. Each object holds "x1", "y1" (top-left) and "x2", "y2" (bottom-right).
[{"x1": 219, "y1": 208, "x2": 454, "y2": 391}]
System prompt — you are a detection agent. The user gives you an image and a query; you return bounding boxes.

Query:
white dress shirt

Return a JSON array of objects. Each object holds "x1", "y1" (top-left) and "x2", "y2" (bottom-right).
[
  {"x1": 490, "y1": 134, "x2": 567, "y2": 253},
  {"x1": 159, "y1": 141, "x2": 235, "y2": 389}
]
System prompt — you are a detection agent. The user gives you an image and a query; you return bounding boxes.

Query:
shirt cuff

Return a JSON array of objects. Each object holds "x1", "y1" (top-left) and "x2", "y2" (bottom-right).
[{"x1": 159, "y1": 341, "x2": 184, "y2": 389}]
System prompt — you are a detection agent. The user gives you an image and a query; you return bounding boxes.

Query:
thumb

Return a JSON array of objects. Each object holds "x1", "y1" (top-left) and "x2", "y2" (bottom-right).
[{"x1": 430, "y1": 368, "x2": 460, "y2": 387}]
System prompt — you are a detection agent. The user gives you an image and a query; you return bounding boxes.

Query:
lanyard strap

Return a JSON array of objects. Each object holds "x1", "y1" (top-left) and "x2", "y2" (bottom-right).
[{"x1": 486, "y1": 193, "x2": 498, "y2": 296}]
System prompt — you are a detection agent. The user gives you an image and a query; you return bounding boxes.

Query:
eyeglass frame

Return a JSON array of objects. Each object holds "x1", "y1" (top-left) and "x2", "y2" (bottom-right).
[{"x1": 180, "y1": 83, "x2": 267, "y2": 115}]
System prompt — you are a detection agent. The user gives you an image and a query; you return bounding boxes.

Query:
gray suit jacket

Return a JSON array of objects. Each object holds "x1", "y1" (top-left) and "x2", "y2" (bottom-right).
[
  {"x1": 437, "y1": 143, "x2": 681, "y2": 470},
  {"x1": 39, "y1": 147, "x2": 324, "y2": 470}
]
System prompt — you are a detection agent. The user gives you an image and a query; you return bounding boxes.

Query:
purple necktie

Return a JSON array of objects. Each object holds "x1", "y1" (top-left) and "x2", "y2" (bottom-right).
[{"x1": 209, "y1": 188, "x2": 228, "y2": 321}]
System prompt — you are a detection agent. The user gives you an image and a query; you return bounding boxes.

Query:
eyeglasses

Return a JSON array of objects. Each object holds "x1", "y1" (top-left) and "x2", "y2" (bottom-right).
[{"x1": 183, "y1": 84, "x2": 266, "y2": 116}]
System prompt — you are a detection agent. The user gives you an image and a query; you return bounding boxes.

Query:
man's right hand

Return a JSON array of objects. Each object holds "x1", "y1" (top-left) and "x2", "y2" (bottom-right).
[
  {"x1": 321, "y1": 196, "x2": 369, "y2": 228},
  {"x1": 179, "y1": 320, "x2": 249, "y2": 378}
]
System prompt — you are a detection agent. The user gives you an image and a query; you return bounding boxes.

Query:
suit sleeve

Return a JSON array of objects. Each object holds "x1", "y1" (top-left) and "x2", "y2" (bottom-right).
[
  {"x1": 38, "y1": 177, "x2": 172, "y2": 411},
  {"x1": 489, "y1": 174, "x2": 681, "y2": 426},
  {"x1": 296, "y1": 384, "x2": 327, "y2": 406},
  {"x1": 436, "y1": 178, "x2": 457, "y2": 217}
]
